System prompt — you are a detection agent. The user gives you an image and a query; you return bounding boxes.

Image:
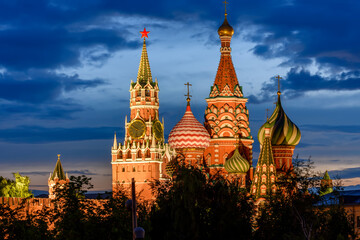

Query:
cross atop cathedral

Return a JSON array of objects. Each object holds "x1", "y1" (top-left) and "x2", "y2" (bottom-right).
[
  {"x1": 266, "y1": 108, "x2": 270, "y2": 120},
  {"x1": 184, "y1": 82, "x2": 192, "y2": 101},
  {"x1": 57, "y1": 154, "x2": 61, "y2": 160},
  {"x1": 275, "y1": 75, "x2": 282, "y2": 93},
  {"x1": 223, "y1": 0, "x2": 229, "y2": 15}
]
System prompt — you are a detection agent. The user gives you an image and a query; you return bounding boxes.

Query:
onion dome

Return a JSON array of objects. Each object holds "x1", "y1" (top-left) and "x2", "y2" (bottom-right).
[
  {"x1": 168, "y1": 100, "x2": 210, "y2": 149},
  {"x1": 258, "y1": 92, "x2": 301, "y2": 146},
  {"x1": 165, "y1": 160, "x2": 177, "y2": 177},
  {"x1": 224, "y1": 148, "x2": 250, "y2": 173},
  {"x1": 218, "y1": 14, "x2": 234, "y2": 37}
]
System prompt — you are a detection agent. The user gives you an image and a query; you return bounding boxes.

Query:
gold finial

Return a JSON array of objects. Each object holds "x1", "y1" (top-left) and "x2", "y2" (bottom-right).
[
  {"x1": 266, "y1": 108, "x2": 270, "y2": 120},
  {"x1": 57, "y1": 154, "x2": 60, "y2": 160},
  {"x1": 275, "y1": 75, "x2": 282, "y2": 95},
  {"x1": 223, "y1": 0, "x2": 229, "y2": 16},
  {"x1": 184, "y1": 82, "x2": 192, "y2": 102}
]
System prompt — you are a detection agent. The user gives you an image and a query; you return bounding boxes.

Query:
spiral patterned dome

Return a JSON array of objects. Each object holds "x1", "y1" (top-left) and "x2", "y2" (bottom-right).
[
  {"x1": 168, "y1": 102, "x2": 210, "y2": 149},
  {"x1": 258, "y1": 93, "x2": 301, "y2": 146},
  {"x1": 224, "y1": 148, "x2": 250, "y2": 174}
]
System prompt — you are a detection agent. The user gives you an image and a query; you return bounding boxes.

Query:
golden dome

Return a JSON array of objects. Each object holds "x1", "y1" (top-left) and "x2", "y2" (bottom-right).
[{"x1": 218, "y1": 15, "x2": 234, "y2": 37}]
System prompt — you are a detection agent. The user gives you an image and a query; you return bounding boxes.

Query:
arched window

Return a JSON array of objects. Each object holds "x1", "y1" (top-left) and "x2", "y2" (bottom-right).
[
  {"x1": 261, "y1": 185, "x2": 266, "y2": 195},
  {"x1": 137, "y1": 89, "x2": 141, "y2": 97},
  {"x1": 132, "y1": 166, "x2": 136, "y2": 172},
  {"x1": 262, "y1": 175, "x2": 266, "y2": 183},
  {"x1": 122, "y1": 167, "x2": 125, "y2": 172},
  {"x1": 145, "y1": 88, "x2": 150, "y2": 97},
  {"x1": 271, "y1": 175, "x2": 275, "y2": 183}
]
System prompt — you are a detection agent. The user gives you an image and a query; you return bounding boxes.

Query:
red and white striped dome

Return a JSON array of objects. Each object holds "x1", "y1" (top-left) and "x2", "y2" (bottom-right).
[{"x1": 168, "y1": 102, "x2": 210, "y2": 149}]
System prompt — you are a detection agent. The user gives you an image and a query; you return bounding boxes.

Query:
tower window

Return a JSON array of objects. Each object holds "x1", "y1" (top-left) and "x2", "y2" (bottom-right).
[
  {"x1": 132, "y1": 167, "x2": 136, "y2": 172},
  {"x1": 145, "y1": 89, "x2": 150, "y2": 96},
  {"x1": 122, "y1": 167, "x2": 125, "y2": 172}
]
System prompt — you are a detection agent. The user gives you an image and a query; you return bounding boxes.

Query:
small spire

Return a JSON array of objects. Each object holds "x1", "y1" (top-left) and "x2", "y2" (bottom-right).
[
  {"x1": 137, "y1": 28, "x2": 152, "y2": 85},
  {"x1": 184, "y1": 82, "x2": 192, "y2": 106},
  {"x1": 113, "y1": 132, "x2": 118, "y2": 149},
  {"x1": 223, "y1": 0, "x2": 229, "y2": 17},
  {"x1": 57, "y1": 154, "x2": 60, "y2": 161},
  {"x1": 275, "y1": 75, "x2": 282, "y2": 96}
]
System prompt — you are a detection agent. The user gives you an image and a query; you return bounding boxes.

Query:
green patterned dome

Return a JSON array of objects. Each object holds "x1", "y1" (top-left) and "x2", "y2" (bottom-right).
[
  {"x1": 165, "y1": 160, "x2": 177, "y2": 177},
  {"x1": 258, "y1": 94, "x2": 301, "y2": 146},
  {"x1": 224, "y1": 148, "x2": 250, "y2": 173}
]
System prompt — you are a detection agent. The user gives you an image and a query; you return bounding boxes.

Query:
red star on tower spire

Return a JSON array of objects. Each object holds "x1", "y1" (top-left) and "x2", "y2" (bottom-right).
[{"x1": 140, "y1": 28, "x2": 150, "y2": 38}]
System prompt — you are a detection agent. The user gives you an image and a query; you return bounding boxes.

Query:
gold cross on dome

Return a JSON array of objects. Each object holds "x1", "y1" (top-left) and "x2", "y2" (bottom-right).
[
  {"x1": 266, "y1": 108, "x2": 270, "y2": 120},
  {"x1": 223, "y1": 0, "x2": 229, "y2": 15},
  {"x1": 57, "y1": 154, "x2": 61, "y2": 160},
  {"x1": 275, "y1": 75, "x2": 282, "y2": 92},
  {"x1": 184, "y1": 82, "x2": 192, "y2": 101}
]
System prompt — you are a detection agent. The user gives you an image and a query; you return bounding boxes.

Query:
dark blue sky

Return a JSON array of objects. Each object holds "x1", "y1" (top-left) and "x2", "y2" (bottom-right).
[{"x1": 0, "y1": 0, "x2": 359, "y2": 191}]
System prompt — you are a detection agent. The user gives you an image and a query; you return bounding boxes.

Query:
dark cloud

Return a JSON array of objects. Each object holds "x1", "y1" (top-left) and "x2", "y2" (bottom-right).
[
  {"x1": 329, "y1": 167, "x2": 360, "y2": 180},
  {"x1": 0, "y1": 70, "x2": 106, "y2": 103},
  {"x1": 0, "y1": 126, "x2": 124, "y2": 143},
  {"x1": 249, "y1": 68, "x2": 360, "y2": 103}
]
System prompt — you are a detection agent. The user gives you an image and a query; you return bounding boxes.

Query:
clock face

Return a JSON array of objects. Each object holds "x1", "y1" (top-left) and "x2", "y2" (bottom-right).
[
  {"x1": 153, "y1": 120, "x2": 163, "y2": 140},
  {"x1": 128, "y1": 120, "x2": 146, "y2": 139}
]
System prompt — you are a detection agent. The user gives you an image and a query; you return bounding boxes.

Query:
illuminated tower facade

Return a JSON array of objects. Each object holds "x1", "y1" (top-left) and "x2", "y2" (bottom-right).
[
  {"x1": 48, "y1": 154, "x2": 69, "y2": 199},
  {"x1": 251, "y1": 122, "x2": 277, "y2": 203},
  {"x1": 111, "y1": 29, "x2": 174, "y2": 198},
  {"x1": 204, "y1": 11, "x2": 253, "y2": 177}
]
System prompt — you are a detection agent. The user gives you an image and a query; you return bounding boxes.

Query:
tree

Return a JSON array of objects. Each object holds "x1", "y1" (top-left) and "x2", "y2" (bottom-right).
[
  {"x1": 149, "y1": 163, "x2": 253, "y2": 240},
  {"x1": 0, "y1": 172, "x2": 33, "y2": 198},
  {"x1": 253, "y1": 158, "x2": 355, "y2": 240}
]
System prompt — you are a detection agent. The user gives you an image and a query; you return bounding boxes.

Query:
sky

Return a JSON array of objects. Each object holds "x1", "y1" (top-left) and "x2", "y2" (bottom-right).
[{"x1": 0, "y1": 0, "x2": 359, "y2": 192}]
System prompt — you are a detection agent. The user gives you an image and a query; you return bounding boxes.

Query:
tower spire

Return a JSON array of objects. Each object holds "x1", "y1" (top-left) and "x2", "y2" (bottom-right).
[
  {"x1": 50, "y1": 154, "x2": 66, "y2": 181},
  {"x1": 275, "y1": 75, "x2": 282, "y2": 96},
  {"x1": 113, "y1": 132, "x2": 117, "y2": 149},
  {"x1": 211, "y1": 3, "x2": 241, "y2": 97},
  {"x1": 137, "y1": 28, "x2": 152, "y2": 85},
  {"x1": 184, "y1": 82, "x2": 192, "y2": 106}
]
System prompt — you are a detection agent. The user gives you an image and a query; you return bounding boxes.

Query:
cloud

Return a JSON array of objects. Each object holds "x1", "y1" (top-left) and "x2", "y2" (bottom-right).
[
  {"x1": 0, "y1": 126, "x2": 124, "y2": 144},
  {"x1": 0, "y1": 70, "x2": 106, "y2": 103},
  {"x1": 249, "y1": 68, "x2": 360, "y2": 103},
  {"x1": 329, "y1": 167, "x2": 360, "y2": 180}
]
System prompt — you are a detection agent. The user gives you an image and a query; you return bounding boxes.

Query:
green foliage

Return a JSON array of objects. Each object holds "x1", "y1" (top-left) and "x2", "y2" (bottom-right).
[
  {"x1": 0, "y1": 172, "x2": 33, "y2": 198},
  {"x1": 149, "y1": 164, "x2": 253, "y2": 240},
  {"x1": 0, "y1": 163, "x2": 356, "y2": 240},
  {"x1": 254, "y1": 158, "x2": 355, "y2": 240}
]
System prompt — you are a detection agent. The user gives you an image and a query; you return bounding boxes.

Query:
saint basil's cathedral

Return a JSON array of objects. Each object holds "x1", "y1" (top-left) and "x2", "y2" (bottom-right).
[{"x1": 110, "y1": 10, "x2": 301, "y2": 203}]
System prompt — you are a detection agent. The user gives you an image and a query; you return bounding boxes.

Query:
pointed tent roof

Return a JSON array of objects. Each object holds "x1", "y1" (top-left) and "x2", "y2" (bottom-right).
[
  {"x1": 50, "y1": 154, "x2": 66, "y2": 181},
  {"x1": 211, "y1": 14, "x2": 242, "y2": 97},
  {"x1": 137, "y1": 28, "x2": 152, "y2": 86},
  {"x1": 323, "y1": 170, "x2": 331, "y2": 180},
  {"x1": 251, "y1": 122, "x2": 277, "y2": 200}
]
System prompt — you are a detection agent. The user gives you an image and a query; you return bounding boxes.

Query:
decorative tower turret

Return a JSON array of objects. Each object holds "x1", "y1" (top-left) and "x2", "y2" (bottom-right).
[
  {"x1": 168, "y1": 82, "x2": 210, "y2": 167},
  {"x1": 204, "y1": 4, "x2": 253, "y2": 177},
  {"x1": 48, "y1": 154, "x2": 69, "y2": 199},
  {"x1": 320, "y1": 171, "x2": 333, "y2": 196},
  {"x1": 258, "y1": 75, "x2": 301, "y2": 174},
  {"x1": 251, "y1": 122, "x2": 277, "y2": 203},
  {"x1": 111, "y1": 28, "x2": 174, "y2": 199}
]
